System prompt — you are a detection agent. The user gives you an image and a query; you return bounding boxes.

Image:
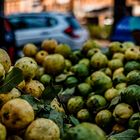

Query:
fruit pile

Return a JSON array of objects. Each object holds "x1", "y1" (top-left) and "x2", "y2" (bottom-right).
[{"x1": 0, "y1": 39, "x2": 140, "y2": 140}]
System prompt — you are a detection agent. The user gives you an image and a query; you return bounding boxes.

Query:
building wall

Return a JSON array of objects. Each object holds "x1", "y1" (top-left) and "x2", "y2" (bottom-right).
[
  {"x1": 5, "y1": 0, "x2": 34, "y2": 15},
  {"x1": 5, "y1": 0, "x2": 139, "y2": 15}
]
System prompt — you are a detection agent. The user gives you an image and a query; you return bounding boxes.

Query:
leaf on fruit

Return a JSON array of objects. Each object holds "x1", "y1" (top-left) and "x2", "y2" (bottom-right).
[
  {"x1": 0, "y1": 67, "x2": 24, "y2": 93},
  {"x1": 69, "y1": 115, "x2": 80, "y2": 126},
  {"x1": 108, "y1": 129, "x2": 139, "y2": 140},
  {"x1": 42, "y1": 85, "x2": 63, "y2": 103},
  {"x1": 49, "y1": 110, "x2": 64, "y2": 136},
  {"x1": 58, "y1": 87, "x2": 75, "y2": 103},
  {"x1": 109, "y1": 96, "x2": 121, "y2": 109}
]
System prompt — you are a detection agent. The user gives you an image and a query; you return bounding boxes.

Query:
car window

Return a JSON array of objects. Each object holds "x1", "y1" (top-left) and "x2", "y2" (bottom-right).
[
  {"x1": 9, "y1": 16, "x2": 58, "y2": 30},
  {"x1": 21, "y1": 17, "x2": 47, "y2": 28},
  {"x1": 9, "y1": 18, "x2": 23, "y2": 30},
  {"x1": 65, "y1": 16, "x2": 81, "y2": 29},
  {"x1": 47, "y1": 17, "x2": 58, "y2": 27}
]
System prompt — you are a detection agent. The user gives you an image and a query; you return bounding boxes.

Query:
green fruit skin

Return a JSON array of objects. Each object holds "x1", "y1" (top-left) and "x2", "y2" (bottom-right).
[
  {"x1": 15, "y1": 57, "x2": 38, "y2": 79},
  {"x1": 43, "y1": 54, "x2": 65, "y2": 75},
  {"x1": 0, "y1": 123, "x2": 7, "y2": 140},
  {"x1": 0, "y1": 63, "x2": 5, "y2": 81},
  {"x1": 128, "y1": 112, "x2": 140, "y2": 130},
  {"x1": 108, "y1": 59, "x2": 123, "y2": 70},
  {"x1": 90, "y1": 52, "x2": 108, "y2": 69},
  {"x1": 67, "y1": 96, "x2": 84, "y2": 114},
  {"x1": 113, "y1": 103, "x2": 134, "y2": 124},
  {"x1": 91, "y1": 71, "x2": 112, "y2": 93},
  {"x1": 71, "y1": 64, "x2": 89, "y2": 77},
  {"x1": 65, "y1": 76, "x2": 79, "y2": 87},
  {"x1": 95, "y1": 109, "x2": 112, "y2": 128},
  {"x1": 40, "y1": 74, "x2": 51, "y2": 85},
  {"x1": 77, "y1": 109, "x2": 90, "y2": 121},
  {"x1": 86, "y1": 95, "x2": 107, "y2": 110},
  {"x1": 77, "y1": 83, "x2": 92, "y2": 97},
  {"x1": 104, "y1": 88, "x2": 119, "y2": 101},
  {"x1": 62, "y1": 122, "x2": 106, "y2": 140}
]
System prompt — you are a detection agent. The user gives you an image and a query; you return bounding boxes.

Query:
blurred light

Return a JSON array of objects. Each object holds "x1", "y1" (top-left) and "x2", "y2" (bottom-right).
[
  {"x1": 56, "y1": 0, "x2": 70, "y2": 4},
  {"x1": 104, "y1": 18, "x2": 113, "y2": 25}
]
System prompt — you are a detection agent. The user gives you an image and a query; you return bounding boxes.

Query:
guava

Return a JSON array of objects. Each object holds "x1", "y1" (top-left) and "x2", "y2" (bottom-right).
[
  {"x1": 124, "y1": 61, "x2": 140, "y2": 74},
  {"x1": 112, "y1": 73, "x2": 126, "y2": 85},
  {"x1": 71, "y1": 63, "x2": 89, "y2": 78},
  {"x1": 15, "y1": 57, "x2": 38, "y2": 79},
  {"x1": 109, "y1": 41, "x2": 122, "y2": 53},
  {"x1": 115, "y1": 83, "x2": 127, "y2": 90},
  {"x1": 43, "y1": 54, "x2": 65, "y2": 75},
  {"x1": 65, "y1": 59, "x2": 72, "y2": 70},
  {"x1": 113, "y1": 67, "x2": 124, "y2": 77},
  {"x1": 40, "y1": 74, "x2": 51, "y2": 85},
  {"x1": 67, "y1": 96, "x2": 84, "y2": 114},
  {"x1": 126, "y1": 70, "x2": 140, "y2": 85},
  {"x1": 77, "y1": 109, "x2": 90, "y2": 121},
  {"x1": 41, "y1": 39, "x2": 58, "y2": 53},
  {"x1": 86, "y1": 95, "x2": 107, "y2": 111},
  {"x1": 112, "y1": 123, "x2": 125, "y2": 133},
  {"x1": 0, "y1": 48, "x2": 11, "y2": 73},
  {"x1": 35, "y1": 50, "x2": 48, "y2": 65},
  {"x1": 91, "y1": 71, "x2": 112, "y2": 93},
  {"x1": 121, "y1": 41, "x2": 135, "y2": 52},
  {"x1": 104, "y1": 88, "x2": 119, "y2": 101},
  {"x1": 78, "y1": 58, "x2": 90, "y2": 67},
  {"x1": 54, "y1": 43, "x2": 72, "y2": 58},
  {"x1": 85, "y1": 76, "x2": 93, "y2": 86},
  {"x1": 77, "y1": 83, "x2": 92, "y2": 97},
  {"x1": 128, "y1": 112, "x2": 140, "y2": 130},
  {"x1": 65, "y1": 76, "x2": 79, "y2": 87},
  {"x1": 87, "y1": 48, "x2": 101, "y2": 58},
  {"x1": 108, "y1": 59, "x2": 123, "y2": 71},
  {"x1": 125, "y1": 47, "x2": 139, "y2": 60},
  {"x1": 0, "y1": 88, "x2": 21, "y2": 107},
  {"x1": 121, "y1": 84, "x2": 140, "y2": 104},
  {"x1": 23, "y1": 43, "x2": 38, "y2": 57},
  {"x1": 0, "y1": 63, "x2": 5, "y2": 81},
  {"x1": 0, "y1": 123, "x2": 6, "y2": 140},
  {"x1": 95, "y1": 109, "x2": 112, "y2": 128},
  {"x1": 62, "y1": 122, "x2": 106, "y2": 140},
  {"x1": 113, "y1": 103, "x2": 134, "y2": 124},
  {"x1": 25, "y1": 118, "x2": 60, "y2": 140},
  {"x1": 90, "y1": 52, "x2": 108, "y2": 69},
  {"x1": 35, "y1": 66, "x2": 45, "y2": 80},
  {"x1": 24, "y1": 80, "x2": 45, "y2": 98},
  {"x1": 81, "y1": 39, "x2": 100, "y2": 55},
  {"x1": 1, "y1": 98, "x2": 34, "y2": 130},
  {"x1": 112, "y1": 53, "x2": 125, "y2": 61},
  {"x1": 100, "y1": 67, "x2": 112, "y2": 77},
  {"x1": 69, "y1": 50, "x2": 81, "y2": 64}
]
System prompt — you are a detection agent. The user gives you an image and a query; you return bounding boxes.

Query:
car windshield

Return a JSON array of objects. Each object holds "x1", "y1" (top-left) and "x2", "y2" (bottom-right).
[{"x1": 65, "y1": 16, "x2": 81, "y2": 29}]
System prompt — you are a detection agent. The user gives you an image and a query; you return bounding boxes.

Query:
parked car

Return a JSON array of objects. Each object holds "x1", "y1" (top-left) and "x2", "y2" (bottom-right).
[
  {"x1": 8, "y1": 12, "x2": 89, "y2": 56},
  {"x1": 0, "y1": 15, "x2": 16, "y2": 63},
  {"x1": 110, "y1": 16, "x2": 140, "y2": 45}
]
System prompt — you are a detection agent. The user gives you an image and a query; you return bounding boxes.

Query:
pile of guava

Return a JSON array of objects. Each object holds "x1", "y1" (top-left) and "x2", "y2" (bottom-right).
[{"x1": 0, "y1": 39, "x2": 140, "y2": 140}]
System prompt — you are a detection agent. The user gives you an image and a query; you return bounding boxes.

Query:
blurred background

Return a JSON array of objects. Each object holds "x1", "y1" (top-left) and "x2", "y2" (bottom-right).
[{"x1": 1, "y1": 0, "x2": 140, "y2": 61}]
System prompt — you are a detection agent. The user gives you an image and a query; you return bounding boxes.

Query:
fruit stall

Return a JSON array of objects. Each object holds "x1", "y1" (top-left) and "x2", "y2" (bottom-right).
[{"x1": 0, "y1": 39, "x2": 140, "y2": 140}]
